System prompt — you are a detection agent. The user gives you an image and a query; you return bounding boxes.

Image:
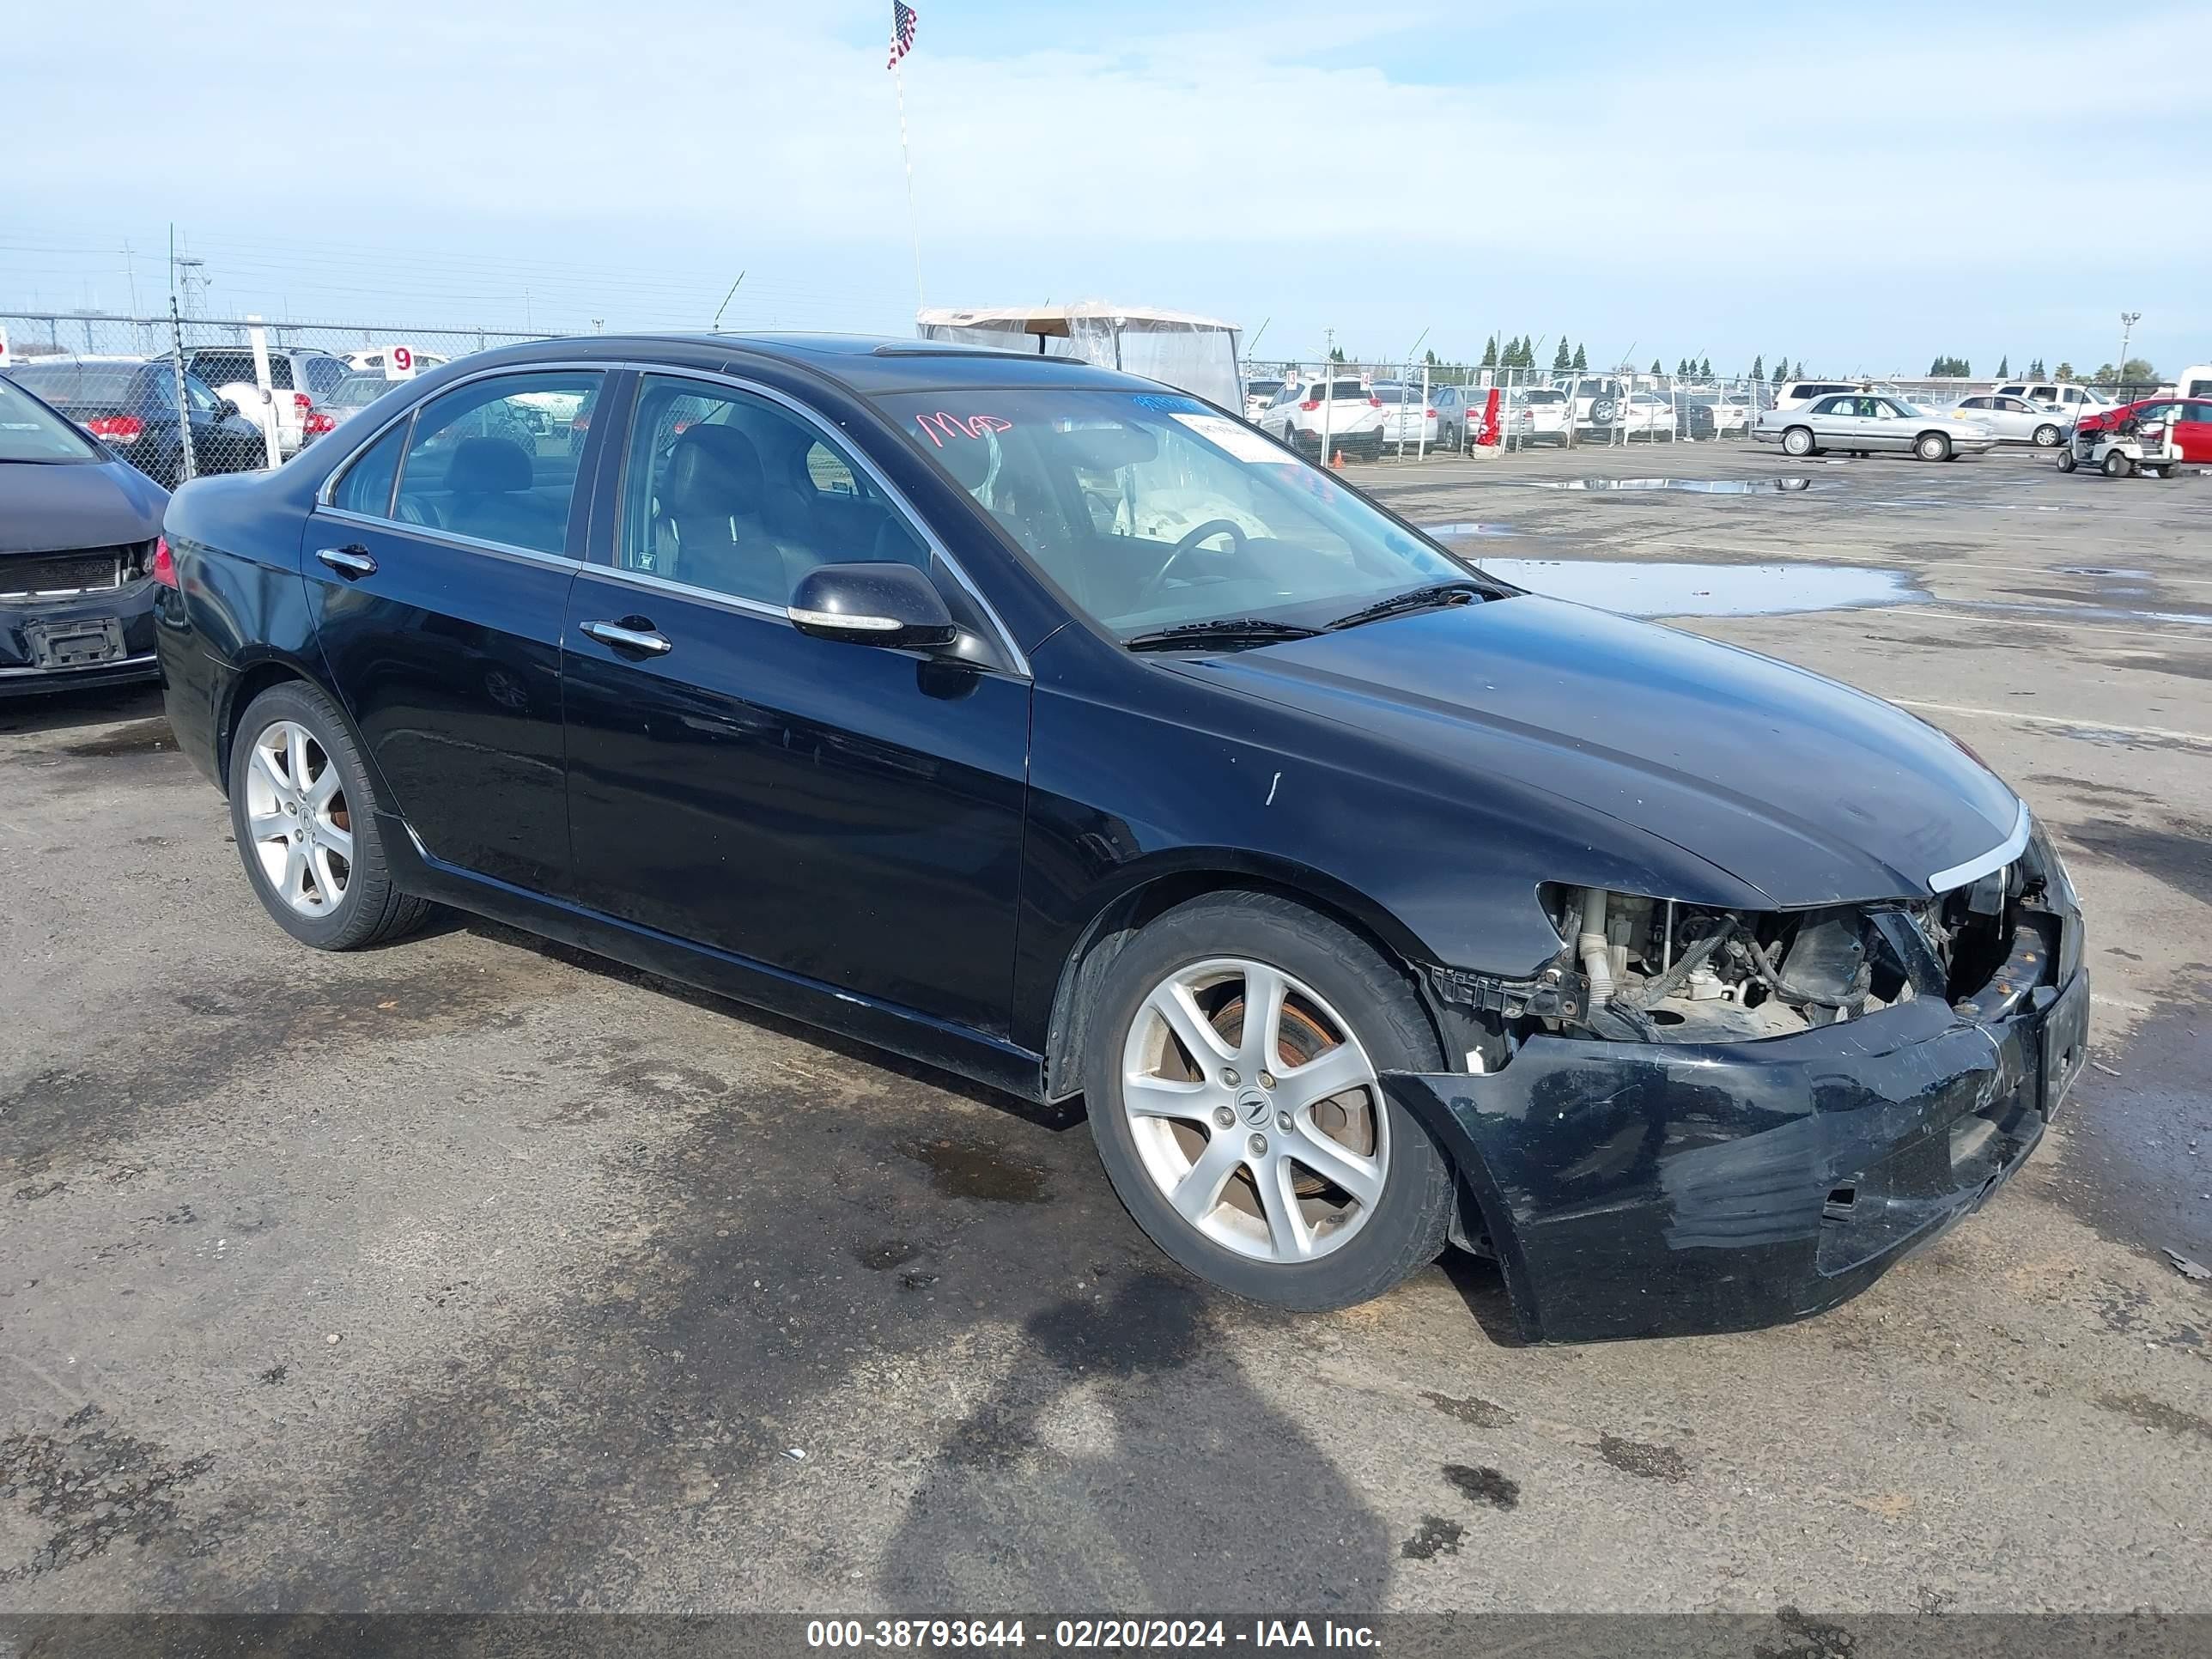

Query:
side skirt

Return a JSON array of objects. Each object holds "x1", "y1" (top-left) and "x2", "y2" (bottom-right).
[{"x1": 379, "y1": 811, "x2": 1048, "y2": 1103}]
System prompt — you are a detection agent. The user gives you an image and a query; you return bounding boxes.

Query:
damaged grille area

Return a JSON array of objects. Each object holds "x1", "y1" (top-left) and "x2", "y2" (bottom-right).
[
  {"x1": 0, "y1": 546, "x2": 140, "y2": 600},
  {"x1": 1433, "y1": 831, "x2": 2072, "y2": 1065}
]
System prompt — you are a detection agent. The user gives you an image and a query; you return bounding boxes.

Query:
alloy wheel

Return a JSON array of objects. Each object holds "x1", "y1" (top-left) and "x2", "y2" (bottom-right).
[
  {"x1": 243, "y1": 719, "x2": 353, "y2": 916},
  {"x1": 1120, "y1": 957, "x2": 1387, "y2": 1263}
]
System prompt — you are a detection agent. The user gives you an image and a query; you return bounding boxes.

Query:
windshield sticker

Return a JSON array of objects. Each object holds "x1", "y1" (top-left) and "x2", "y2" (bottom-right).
[
  {"x1": 1131, "y1": 392, "x2": 1207, "y2": 414},
  {"x1": 914, "y1": 410, "x2": 1013, "y2": 447},
  {"x1": 1170, "y1": 411, "x2": 1297, "y2": 465}
]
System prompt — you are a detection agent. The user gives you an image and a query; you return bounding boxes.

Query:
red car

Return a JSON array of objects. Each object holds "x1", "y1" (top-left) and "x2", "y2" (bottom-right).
[{"x1": 2072, "y1": 396, "x2": 2212, "y2": 461}]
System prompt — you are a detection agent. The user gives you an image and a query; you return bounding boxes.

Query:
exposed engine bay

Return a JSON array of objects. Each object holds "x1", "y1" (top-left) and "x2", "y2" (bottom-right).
[{"x1": 1430, "y1": 836, "x2": 2071, "y2": 1066}]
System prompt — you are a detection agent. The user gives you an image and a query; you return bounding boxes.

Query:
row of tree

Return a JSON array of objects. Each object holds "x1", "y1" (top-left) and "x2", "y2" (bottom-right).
[{"x1": 1328, "y1": 343, "x2": 2166, "y2": 387}]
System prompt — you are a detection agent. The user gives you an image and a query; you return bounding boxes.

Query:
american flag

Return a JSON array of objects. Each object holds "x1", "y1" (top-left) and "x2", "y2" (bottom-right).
[{"x1": 887, "y1": 1, "x2": 918, "y2": 68}]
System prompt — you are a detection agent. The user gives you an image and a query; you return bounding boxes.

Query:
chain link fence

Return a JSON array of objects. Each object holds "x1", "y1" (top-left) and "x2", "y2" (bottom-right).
[
  {"x1": 1241, "y1": 356, "x2": 1777, "y2": 462},
  {"x1": 0, "y1": 310, "x2": 548, "y2": 489}
]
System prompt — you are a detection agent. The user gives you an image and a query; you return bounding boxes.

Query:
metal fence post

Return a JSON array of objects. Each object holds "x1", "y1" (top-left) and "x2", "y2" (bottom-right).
[{"x1": 167, "y1": 296, "x2": 195, "y2": 485}]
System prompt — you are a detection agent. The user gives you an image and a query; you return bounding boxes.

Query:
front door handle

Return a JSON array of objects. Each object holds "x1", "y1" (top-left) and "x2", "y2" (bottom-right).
[
  {"x1": 316, "y1": 546, "x2": 377, "y2": 580},
  {"x1": 580, "y1": 619, "x2": 673, "y2": 657}
]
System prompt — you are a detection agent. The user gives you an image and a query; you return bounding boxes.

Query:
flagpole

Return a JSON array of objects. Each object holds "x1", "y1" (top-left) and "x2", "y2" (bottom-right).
[{"x1": 893, "y1": 55, "x2": 924, "y2": 317}]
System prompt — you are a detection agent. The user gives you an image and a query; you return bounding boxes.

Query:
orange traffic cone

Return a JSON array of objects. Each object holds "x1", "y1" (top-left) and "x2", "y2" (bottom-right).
[{"x1": 1330, "y1": 448, "x2": 1345, "y2": 470}]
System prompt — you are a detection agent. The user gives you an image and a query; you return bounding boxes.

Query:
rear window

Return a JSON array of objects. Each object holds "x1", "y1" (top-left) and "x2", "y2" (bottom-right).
[
  {"x1": 0, "y1": 375, "x2": 100, "y2": 462},
  {"x1": 2186, "y1": 379, "x2": 2212, "y2": 400},
  {"x1": 1520, "y1": 389, "x2": 1566, "y2": 404},
  {"x1": 6, "y1": 364, "x2": 80, "y2": 404}
]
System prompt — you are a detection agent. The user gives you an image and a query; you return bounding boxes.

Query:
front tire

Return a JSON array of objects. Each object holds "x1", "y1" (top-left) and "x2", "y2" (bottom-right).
[
  {"x1": 1917, "y1": 431, "x2": 1952, "y2": 462},
  {"x1": 1782, "y1": 425, "x2": 1815, "y2": 457},
  {"x1": 2057, "y1": 450, "x2": 2077, "y2": 473},
  {"x1": 1082, "y1": 891, "x2": 1457, "y2": 1310},
  {"x1": 227, "y1": 682, "x2": 435, "y2": 951},
  {"x1": 2033, "y1": 423, "x2": 2062, "y2": 448}
]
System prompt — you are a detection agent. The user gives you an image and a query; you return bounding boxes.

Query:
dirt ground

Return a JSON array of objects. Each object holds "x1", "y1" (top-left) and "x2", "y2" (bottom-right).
[{"x1": 2, "y1": 437, "x2": 2207, "y2": 1615}]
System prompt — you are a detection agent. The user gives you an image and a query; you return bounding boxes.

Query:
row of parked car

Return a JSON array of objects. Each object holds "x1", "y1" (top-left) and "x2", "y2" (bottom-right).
[
  {"x1": 1241, "y1": 372, "x2": 1764, "y2": 457},
  {"x1": 0, "y1": 344, "x2": 446, "y2": 489},
  {"x1": 1240, "y1": 366, "x2": 2209, "y2": 465}
]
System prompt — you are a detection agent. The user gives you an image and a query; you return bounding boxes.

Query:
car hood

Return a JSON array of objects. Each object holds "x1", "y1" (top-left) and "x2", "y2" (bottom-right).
[
  {"x1": 0, "y1": 458, "x2": 167, "y2": 555},
  {"x1": 1182, "y1": 594, "x2": 2022, "y2": 906}
]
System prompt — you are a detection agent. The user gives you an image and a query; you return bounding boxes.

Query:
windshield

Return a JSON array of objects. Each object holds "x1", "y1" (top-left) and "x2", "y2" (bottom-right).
[
  {"x1": 878, "y1": 388, "x2": 1474, "y2": 638},
  {"x1": 0, "y1": 376, "x2": 100, "y2": 463}
]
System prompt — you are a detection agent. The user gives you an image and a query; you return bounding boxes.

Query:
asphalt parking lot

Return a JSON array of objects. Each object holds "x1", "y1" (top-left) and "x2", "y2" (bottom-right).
[{"x1": 2, "y1": 439, "x2": 2208, "y2": 1615}]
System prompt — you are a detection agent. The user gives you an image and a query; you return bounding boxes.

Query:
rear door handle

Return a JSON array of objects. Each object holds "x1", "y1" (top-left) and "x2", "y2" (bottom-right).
[
  {"x1": 316, "y1": 546, "x2": 377, "y2": 579},
  {"x1": 580, "y1": 619, "x2": 673, "y2": 657}
]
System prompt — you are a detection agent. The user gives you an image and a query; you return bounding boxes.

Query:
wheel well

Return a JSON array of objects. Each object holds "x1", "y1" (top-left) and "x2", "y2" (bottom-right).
[
  {"x1": 1040, "y1": 872, "x2": 1446, "y2": 1103},
  {"x1": 216, "y1": 661, "x2": 307, "y2": 794}
]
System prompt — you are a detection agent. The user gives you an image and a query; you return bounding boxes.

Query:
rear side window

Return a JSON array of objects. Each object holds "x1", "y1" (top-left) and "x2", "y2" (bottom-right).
[
  {"x1": 332, "y1": 423, "x2": 406, "y2": 517},
  {"x1": 392, "y1": 371, "x2": 601, "y2": 556},
  {"x1": 2185, "y1": 380, "x2": 2212, "y2": 400},
  {"x1": 304, "y1": 358, "x2": 348, "y2": 397}
]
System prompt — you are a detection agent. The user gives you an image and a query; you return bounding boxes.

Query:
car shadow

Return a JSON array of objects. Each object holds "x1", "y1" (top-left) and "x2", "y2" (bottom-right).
[
  {"x1": 1436, "y1": 1249, "x2": 1528, "y2": 1347},
  {"x1": 0, "y1": 682, "x2": 164, "y2": 737},
  {"x1": 873, "y1": 1272, "x2": 1397, "y2": 1606},
  {"x1": 458, "y1": 915, "x2": 1081, "y2": 1132}
]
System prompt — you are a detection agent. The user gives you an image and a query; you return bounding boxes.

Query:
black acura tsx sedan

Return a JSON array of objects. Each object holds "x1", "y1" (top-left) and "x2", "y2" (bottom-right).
[{"x1": 152, "y1": 334, "x2": 2087, "y2": 1341}]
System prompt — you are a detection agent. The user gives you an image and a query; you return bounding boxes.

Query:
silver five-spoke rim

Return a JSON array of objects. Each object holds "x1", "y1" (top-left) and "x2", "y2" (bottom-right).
[
  {"x1": 1121, "y1": 957, "x2": 1387, "y2": 1264},
  {"x1": 244, "y1": 720, "x2": 352, "y2": 917}
]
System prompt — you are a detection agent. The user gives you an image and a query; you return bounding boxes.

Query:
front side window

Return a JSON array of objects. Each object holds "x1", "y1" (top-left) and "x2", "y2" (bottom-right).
[
  {"x1": 392, "y1": 370, "x2": 600, "y2": 555},
  {"x1": 879, "y1": 388, "x2": 1470, "y2": 637},
  {"x1": 616, "y1": 374, "x2": 924, "y2": 607}
]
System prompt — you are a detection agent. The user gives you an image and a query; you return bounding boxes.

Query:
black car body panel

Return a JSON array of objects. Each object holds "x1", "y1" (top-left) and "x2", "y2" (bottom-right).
[
  {"x1": 1, "y1": 385, "x2": 170, "y2": 693},
  {"x1": 1386, "y1": 955, "x2": 2087, "y2": 1342},
  {"x1": 155, "y1": 332, "x2": 2083, "y2": 1340}
]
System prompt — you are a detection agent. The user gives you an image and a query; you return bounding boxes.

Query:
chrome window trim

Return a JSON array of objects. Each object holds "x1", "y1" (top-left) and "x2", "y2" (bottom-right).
[
  {"x1": 1928, "y1": 799, "x2": 2032, "y2": 895},
  {"x1": 621, "y1": 364, "x2": 1031, "y2": 678},
  {"x1": 315, "y1": 505, "x2": 585, "y2": 571},
  {"x1": 580, "y1": 560, "x2": 789, "y2": 623}
]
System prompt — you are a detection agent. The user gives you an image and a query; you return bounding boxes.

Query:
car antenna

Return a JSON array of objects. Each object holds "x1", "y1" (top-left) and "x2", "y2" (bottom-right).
[{"x1": 710, "y1": 270, "x2": 746, "y2": 333}]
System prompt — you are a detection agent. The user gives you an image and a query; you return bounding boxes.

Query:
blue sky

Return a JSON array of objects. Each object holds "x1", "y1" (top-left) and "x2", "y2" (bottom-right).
[{"x1": 6, "y1": 0, "x2": 2207, "y2": 375}]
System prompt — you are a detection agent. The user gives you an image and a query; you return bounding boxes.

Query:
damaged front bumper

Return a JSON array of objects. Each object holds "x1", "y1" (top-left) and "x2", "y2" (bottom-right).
[
  {"x1": 1384, "y1": 958, "x2": 2089, "y2": 1343},
  {"x1": 0, "y1": 580, "x2": 161, "y2": 696}
]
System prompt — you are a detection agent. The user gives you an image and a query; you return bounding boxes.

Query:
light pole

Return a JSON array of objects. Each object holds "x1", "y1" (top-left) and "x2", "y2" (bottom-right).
[{"x1": 2118, "y1": 311, "x2": 2141, "y2": 392}]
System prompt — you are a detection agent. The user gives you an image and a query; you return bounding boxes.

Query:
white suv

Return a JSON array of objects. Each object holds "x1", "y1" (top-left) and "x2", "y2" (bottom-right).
[
  {"x1": 1255, "y1": 375, "x2": 1387, "y2": 461},
  {"x1": 173, "y1": 345, "x2": 352, "y2": 456},
  {"x1": 1771, "y1": 380, "x2": 1859, "y2": 412},
  {"x1": 1993, "y1": 380, "x2": 2114, "y2": 418}
]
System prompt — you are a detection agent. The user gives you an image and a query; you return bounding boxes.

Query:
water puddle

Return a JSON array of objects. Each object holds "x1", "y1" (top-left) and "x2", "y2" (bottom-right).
[
  {"x1": 2057, "y1": 566, "x2": 2154, "y2": 580},
  {"x1": 1502, "y1": 477, "x2": 1816, "y2": 494},
  {"x1": 1419, "y1": 520, "x2": 1520, "y2": 538},
  {"x1": 1475, "y1": 559, "x2": 1921, "y2": 617}
]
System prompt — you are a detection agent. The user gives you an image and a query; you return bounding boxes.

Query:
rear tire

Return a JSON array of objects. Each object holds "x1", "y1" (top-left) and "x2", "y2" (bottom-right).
[
  {"x1": 2103, "y1": 451, "x2": 2133, "y2": 478},
  {"x1": 1782, "y1": 426, "x2": 1815, "y2": 457},
  {"x1": 1082, "y1": 891, "x2": 1457, "y2": 1311},
  {"x1": 227, "y1": 682, "x2": 436, "y2": 951}
]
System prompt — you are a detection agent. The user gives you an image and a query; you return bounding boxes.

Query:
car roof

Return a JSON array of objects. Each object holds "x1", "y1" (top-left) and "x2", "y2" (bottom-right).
[{"x1": 408, "y1": 331, "x2": 1156, "y2": 398}]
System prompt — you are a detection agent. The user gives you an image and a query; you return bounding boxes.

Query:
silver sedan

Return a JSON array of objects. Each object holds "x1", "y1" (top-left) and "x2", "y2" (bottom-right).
[
  {"x1": 1753, "y1": 392, "x2": 1996, "y2": 460},
  {"x1": 1944, "y1": 393, "x2": 2069, "y2": 447}
]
